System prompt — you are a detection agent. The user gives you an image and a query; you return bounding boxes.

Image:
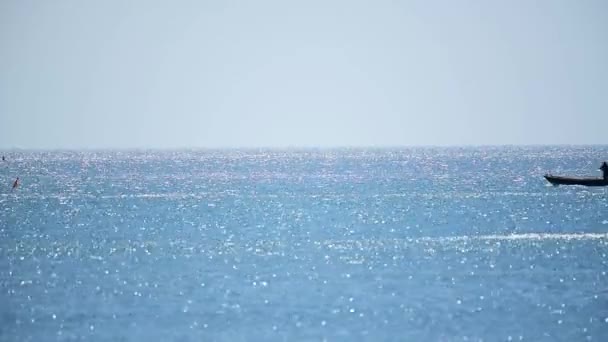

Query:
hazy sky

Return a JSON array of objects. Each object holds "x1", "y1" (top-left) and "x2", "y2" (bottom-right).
[{"x1": 1, "y1": 0, "x2": 607, "y2": 148}]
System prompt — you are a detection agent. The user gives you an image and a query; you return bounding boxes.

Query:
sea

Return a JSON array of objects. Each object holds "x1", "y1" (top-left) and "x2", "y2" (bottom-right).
[{"x1": 1, "y1": 146, "x2": 607, "y2": 342}]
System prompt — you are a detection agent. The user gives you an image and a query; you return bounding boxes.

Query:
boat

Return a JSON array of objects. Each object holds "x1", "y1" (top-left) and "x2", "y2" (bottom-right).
[
  {"x1": 544, "y1": 162, "x2": 608, "y2": 187},
  {"x1": 544, "y1": 175, "x2": 608, "y2": 186}
]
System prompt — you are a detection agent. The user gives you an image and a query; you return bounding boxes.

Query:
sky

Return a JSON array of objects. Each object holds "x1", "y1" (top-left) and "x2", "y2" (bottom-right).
[{"x1": 0, "y1": 0, "x2": 607, "y2": 149}]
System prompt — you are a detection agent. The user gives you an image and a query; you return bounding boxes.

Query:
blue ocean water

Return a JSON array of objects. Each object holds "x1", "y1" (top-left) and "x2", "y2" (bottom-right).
[{"x1": 1, "y1": 146, "x2": 608, "y2": 341}]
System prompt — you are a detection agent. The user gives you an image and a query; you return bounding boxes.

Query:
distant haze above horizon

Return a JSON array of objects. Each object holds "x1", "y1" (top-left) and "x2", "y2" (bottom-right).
[{"x1": 1, "y1": 0, "x2": 607, "y2": 149}]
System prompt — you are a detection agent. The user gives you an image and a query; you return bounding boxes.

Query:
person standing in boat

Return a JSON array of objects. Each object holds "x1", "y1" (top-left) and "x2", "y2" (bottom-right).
[{"x1": 601, "y1": 162, "x2": 608, "y2": 180}]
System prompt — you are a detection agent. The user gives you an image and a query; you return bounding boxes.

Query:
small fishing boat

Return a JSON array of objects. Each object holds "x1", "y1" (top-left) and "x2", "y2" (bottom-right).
[{"x1": 544, "y1": 162, "x2": 608, "y2": 187}]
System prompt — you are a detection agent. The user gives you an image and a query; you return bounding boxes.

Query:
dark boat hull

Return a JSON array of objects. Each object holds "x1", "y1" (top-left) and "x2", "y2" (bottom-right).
[{"x1": 544, "y1": 175, "x2": 608, "y2": 187}]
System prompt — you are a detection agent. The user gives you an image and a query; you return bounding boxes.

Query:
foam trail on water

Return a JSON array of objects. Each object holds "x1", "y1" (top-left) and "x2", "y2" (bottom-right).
[
  {"x1": 430, "y1": 232, "x2": 608, "y2": 243},
  {"x1": 323, "y1": 232, "x2": 608, "y2": 252}
]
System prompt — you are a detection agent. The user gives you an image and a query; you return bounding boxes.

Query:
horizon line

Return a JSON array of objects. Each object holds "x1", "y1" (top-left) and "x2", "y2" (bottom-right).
[{"x1": 1, "y1": 143, "x2": 607, "y2": 152}]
